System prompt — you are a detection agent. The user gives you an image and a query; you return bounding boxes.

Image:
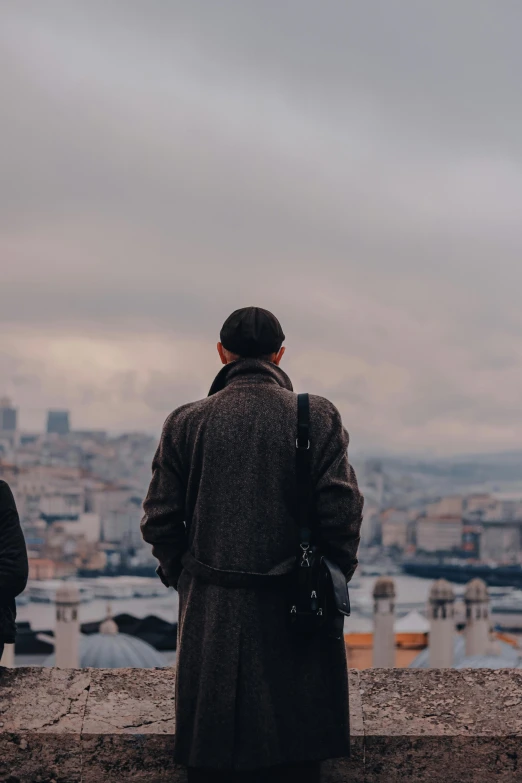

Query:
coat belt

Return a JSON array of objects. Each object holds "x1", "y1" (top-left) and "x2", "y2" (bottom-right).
[{"x1": 181, "y1": 551, "x2": 295, "y2": 589}]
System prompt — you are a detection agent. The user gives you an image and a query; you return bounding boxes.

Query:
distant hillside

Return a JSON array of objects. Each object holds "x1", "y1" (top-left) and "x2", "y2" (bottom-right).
[{"x1": 377, "y1": 451, "x2": 522, "y2": 486}]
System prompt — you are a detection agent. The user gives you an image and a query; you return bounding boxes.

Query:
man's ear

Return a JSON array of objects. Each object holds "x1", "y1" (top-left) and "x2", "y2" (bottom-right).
[
  {"x1": 273, "y1": 346, "x2": 286, "y2": 366},
  {"x1": 217, "y1": 342, "x2": 228, "y2": 365}
]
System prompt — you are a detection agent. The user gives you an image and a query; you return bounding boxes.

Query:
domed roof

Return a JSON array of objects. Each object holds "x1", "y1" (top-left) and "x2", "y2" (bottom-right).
[
  {"x1": 372, "y1": 577, "x2": 396, "y2": 599},
  {"x1": 409, "y1": 635, "x2": 520, "y2": 669},
  {"x1": 409, "y1": 634, "x2": 465, "y2": 669},
  {"x1": 44, "y1": 632, "x2": 167, "y2": 668},
  {"x1": 429, "y1": 579, "x2": 455, "y2": 602},
  {"x1": 464, "y1": 578, "x2": 489, "y2": 602},
  {"x1": 44, "y1": 605, "x2": 167, "y2": 669},
  {"x1": 454, "y1": 650, "x2": 522, "y2": 669}
]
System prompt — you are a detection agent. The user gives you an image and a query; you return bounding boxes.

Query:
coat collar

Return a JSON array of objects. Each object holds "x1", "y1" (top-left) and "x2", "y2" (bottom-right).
[{"x1": 208, "y1": 358, "x2": 294, "y2": 396}]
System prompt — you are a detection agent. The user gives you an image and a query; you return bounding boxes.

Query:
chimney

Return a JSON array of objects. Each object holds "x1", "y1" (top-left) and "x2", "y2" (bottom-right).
[
  {"x1": 372, "y1": 577, "x2": 396, "y2": 667},
  {"x1": 464, "y1": 578, "x2": 490, "y2": 658},
  {"x1": 55, "y1": 583, "x2": 80, "y2": 668},
  {"x1": 428, "y1": 579, "x2": 455, "y2": 668}
]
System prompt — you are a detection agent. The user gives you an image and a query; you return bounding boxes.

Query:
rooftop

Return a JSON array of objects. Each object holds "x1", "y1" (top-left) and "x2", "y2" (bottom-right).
[
  {"x1": 43, "y1": 632, "x2": 167, "y2": 669},
  {"x1": 394, "y1": 609, "x2": 430, "y2": 633},
  {"x1": 409, "y1": 633, "x2": 522, "y2": 669}
]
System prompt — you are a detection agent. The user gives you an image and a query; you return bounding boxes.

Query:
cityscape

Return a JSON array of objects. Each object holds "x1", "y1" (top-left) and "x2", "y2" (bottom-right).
[
  {"x1": 2, "y1": 395, "x2": 522, "y2": 671},
  {"x1": 3, "y1": 2, "x2": 522, "y2": 776},
  {"x1": 0, "y1": 396, "x2": 157, "y2": 581}
]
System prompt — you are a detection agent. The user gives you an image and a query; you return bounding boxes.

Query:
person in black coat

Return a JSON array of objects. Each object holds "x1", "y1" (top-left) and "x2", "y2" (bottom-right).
[
  {"x1": 141, "y1": 308, "x2": 364, "y2": 782},
  {"x1": 0, "y1": 480, "x2": 28, "y2": 662}
]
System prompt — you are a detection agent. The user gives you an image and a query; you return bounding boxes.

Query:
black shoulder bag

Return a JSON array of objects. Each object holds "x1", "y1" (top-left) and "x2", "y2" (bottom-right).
[{"x1": 288, "y1": 393, "x2": 351, "y2": 639}]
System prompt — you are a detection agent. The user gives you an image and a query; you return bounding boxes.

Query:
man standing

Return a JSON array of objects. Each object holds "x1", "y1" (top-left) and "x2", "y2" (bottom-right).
[
  {"x1": 0, "y1": 481, "x2": 28, "y2": 664},
  {"x1": 141, "y1": 307, "x2": 363, "y2": 782}
]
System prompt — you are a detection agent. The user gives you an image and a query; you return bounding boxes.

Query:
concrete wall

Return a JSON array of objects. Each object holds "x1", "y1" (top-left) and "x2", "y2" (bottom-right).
[{"x1": 2, "y1": 667, "x2": 522, "y2": 782}]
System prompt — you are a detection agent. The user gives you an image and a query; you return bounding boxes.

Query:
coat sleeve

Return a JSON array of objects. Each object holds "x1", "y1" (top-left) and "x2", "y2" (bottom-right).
[
  {"x1": 312, "y1": 403, "x2": 364, "y2": 582},
  {"x1": 0, "y1": 481, "x2": 29, "y2": 599},
  {"x1": 140, "y1": 412, "x2": 188, "y2": 590}
]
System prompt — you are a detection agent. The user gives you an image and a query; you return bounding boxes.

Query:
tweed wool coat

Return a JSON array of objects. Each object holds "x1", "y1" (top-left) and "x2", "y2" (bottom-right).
[{"x1": 141, "y1": 359, "x2": 364, "y2": 770}]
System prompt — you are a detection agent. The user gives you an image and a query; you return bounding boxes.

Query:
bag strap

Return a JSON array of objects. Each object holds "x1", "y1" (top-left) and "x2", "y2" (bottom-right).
[{"x1": 296, "y1": 393, "x2": 313, "y2": 550}]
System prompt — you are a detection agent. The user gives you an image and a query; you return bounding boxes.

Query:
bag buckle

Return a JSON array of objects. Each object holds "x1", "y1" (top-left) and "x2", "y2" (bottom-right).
[{"x1": 300, "y1": 543, "x2": 311, "y2": 567}]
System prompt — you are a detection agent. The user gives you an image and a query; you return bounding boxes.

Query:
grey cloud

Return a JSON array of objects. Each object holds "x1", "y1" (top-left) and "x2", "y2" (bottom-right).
[
  {"x1": 1, "y1": 1, "x2": 522, "y2": 452},
  {"x1": 141, "y1": 372, "x2": 207, "y2": 413}
]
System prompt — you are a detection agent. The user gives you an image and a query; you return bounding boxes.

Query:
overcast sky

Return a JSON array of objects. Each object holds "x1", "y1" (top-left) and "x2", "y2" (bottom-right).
[{"x1": 2, "y1": 1, "x2": 522, "y2": 455}]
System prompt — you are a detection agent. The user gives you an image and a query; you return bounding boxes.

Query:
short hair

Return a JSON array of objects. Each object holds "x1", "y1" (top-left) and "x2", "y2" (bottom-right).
[{"x1": 225, "y1": 348, "x2": 276, "y2": 362}]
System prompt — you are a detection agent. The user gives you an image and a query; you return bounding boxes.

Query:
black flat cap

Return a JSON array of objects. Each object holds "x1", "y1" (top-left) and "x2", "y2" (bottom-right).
[{"x1": 220, "y1": 306, "x2": 285, "y2": 358}]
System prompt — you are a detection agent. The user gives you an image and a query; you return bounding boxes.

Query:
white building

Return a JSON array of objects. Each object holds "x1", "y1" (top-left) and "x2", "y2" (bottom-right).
[
  {"x1": 381, "y1": 510, "x2": 409, "y2": 549},
  {"x1": 54, "y1": 512, "x2": 102, "y2": 544},
  {"x1": 416, "y1": 516, "x2": 462, "y2": 553},
  {"x1": 40, "y1": 488, "x2": 85, "y2": 520},
  {"x1": 90, "y1": 487, "x2": 135, "y2": 517},
  {"x1": 425, "y1": 496, "x2": 464, "y2": 517},
  {"x1": 480, "y1": 522, "x2": 522, "y2": 563}
]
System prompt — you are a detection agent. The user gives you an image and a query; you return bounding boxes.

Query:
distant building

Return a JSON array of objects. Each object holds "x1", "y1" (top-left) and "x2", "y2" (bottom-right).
[
  {"x1": 47, "y1": 410, "x2": 70, "y2": 436},
  {"x1": 426, "y1": 496, "x2": 463, "y2": 517},
  {"x1": 461, "y1": 525, "x2": 481, "y2": 558},
  {"x1": 71, "y1": 430, "x2": 108, "y2": 442},
  {"x1": 0, "y1": 397, "x2": 17, "y2": 432},
  {"x1": 101, "y1": 504, "x2": 143, "y2": 548},
  {"x1": 359, "y1": 504, "x2": 381, "y2": 546},
  {"x1": 28, "y1": 558, "x2": 58, "y2": 580},
  {"x1": 65, "y1": 512, "x2": 101, "y2": 544},
  {"x1": 39, "y1": 487, "x2": 85, "y2": 521},
  {"x1": 483, "y1": 497, "x2": 522, "y2": 523},
  {"x1": 416, "y1": 515, "x2": 462, "y2": 554},
  {"x1": 480, "y1": 521, "x2": 522, "y2": 563},
  {"x1": 464, "y1": 494, "x2": 494, "y2": 519},
  {"x1": 381, "y1": 509, "x2": 409, "y2": 549}
]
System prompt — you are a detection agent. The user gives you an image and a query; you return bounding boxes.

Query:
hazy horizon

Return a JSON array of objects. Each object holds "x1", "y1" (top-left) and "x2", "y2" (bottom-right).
[{"x1": 2, "y1": 2, "x2": 522, "y2": 456}]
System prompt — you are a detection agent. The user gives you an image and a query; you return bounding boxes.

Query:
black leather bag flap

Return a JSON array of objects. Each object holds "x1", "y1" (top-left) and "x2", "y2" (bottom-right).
[{"x1": 322, "y1": 557, "x2": 351, "y2": 616}]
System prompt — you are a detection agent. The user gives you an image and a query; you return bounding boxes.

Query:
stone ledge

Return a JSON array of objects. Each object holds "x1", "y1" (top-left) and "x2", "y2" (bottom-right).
[{"x1": 2, "y1": 667, "x2": 522, "y2": 782}]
